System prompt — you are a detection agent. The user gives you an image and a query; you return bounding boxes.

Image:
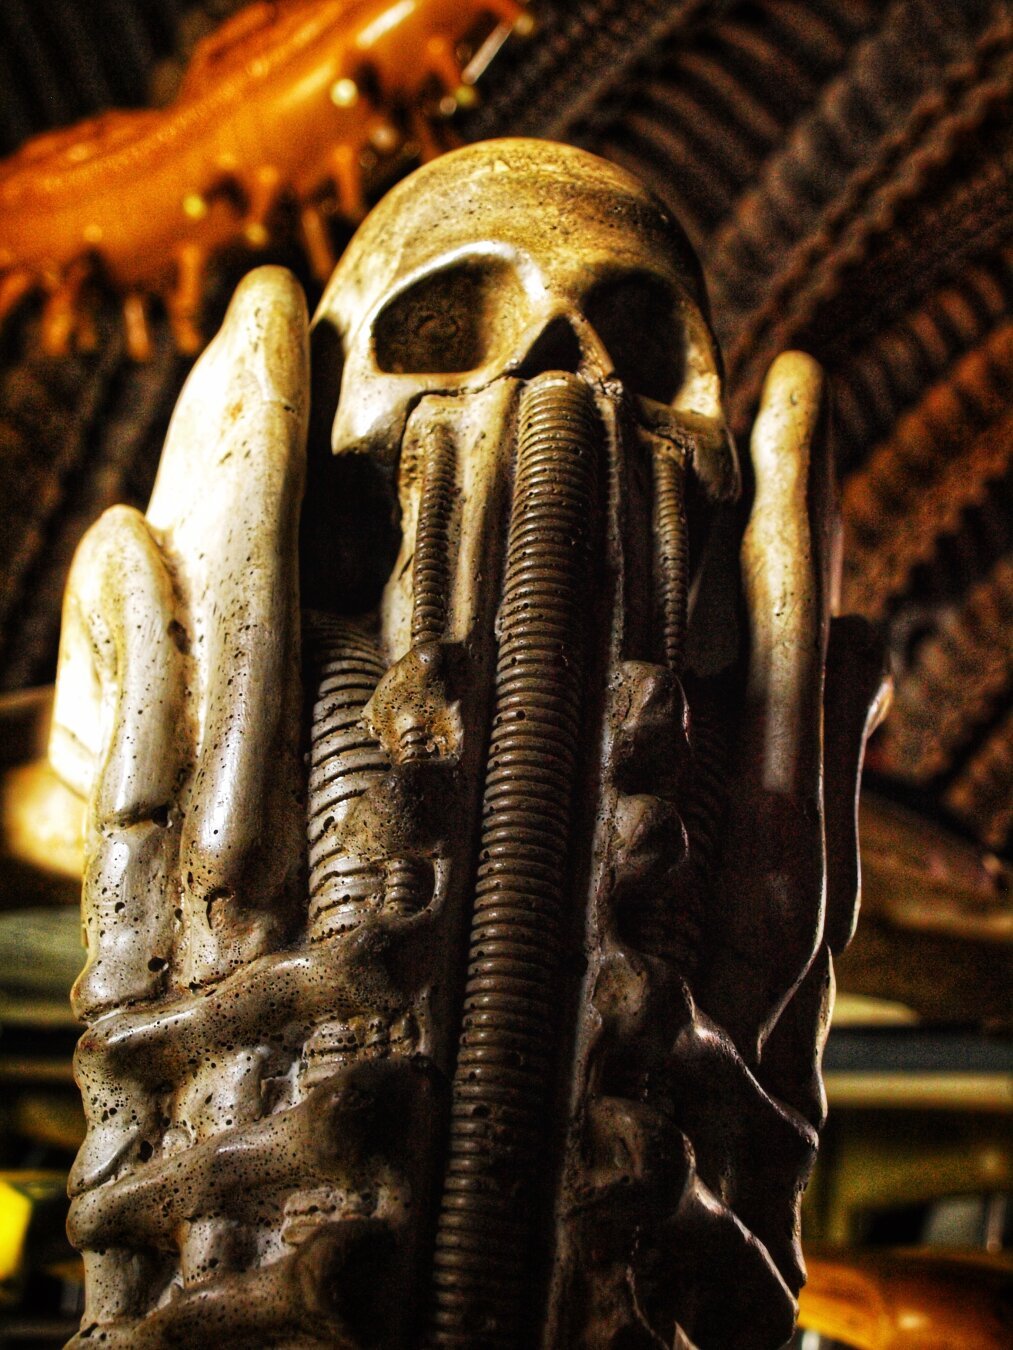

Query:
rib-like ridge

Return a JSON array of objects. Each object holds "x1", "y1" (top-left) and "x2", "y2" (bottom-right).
[{"x1": 304, "y1": 613, "x2": 390, "y2": 937}]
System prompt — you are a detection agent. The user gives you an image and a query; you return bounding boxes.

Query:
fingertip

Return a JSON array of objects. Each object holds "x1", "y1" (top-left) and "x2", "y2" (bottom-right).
[
  {"x1": 765, "y1": 349, "x2": 824, "y2": 394},
  {"x1": 52, "y1": 505, "x2": 164, "y2": 799},
  {"x1": 752, "y1": 351, "x2": 827, "y2": 477},
  {"x1": 227, "y1": 264, "x2": 308, "y2": 331},
  {"x1": 223, "y1": 265, "x2": 310, "y2": 419},
  {"x1": 52, "y1": 503, "x2": 187, "y2": 821},
  {"x1": 148, "y1": 265, "x2": 310, "y2": 533}
]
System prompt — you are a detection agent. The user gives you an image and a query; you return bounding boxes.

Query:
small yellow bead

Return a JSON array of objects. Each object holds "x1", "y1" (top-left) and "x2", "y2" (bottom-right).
[{"x1": 330, "y1": 78, "x2": 359, "y2": 108}]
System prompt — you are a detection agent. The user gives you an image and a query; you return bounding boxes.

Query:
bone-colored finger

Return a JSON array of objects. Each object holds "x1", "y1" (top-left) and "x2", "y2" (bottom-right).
[
  {"x1": 740, "y1": 350, "x2": 833, "y2": 798},
  {"x1": 145, "y1": 265, "x2": 310, "y2": 985},
  {"x1": 50, "y1": 505, "x2": 189, "y2": 1018},
  {"x1": 50, "y1": 506, "x2": 187, "y2": 813},
  {"x1": 47, "y1": 273, "x2": 312, "y2": 1321},
  {"x1": 146, "y1": 268, "x2": 311, "y2": 1298},
  {"x1": 68, "y1": 887, "x2": 435, "y2": 1202},
  {"x1": 701, "y1": 352, "x2": 833, "y2": 1059}
]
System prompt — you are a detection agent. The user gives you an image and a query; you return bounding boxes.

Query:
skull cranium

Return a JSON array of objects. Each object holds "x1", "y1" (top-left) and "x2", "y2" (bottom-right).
[{"x1": 317, "y1": 139, "x2": 737, "y2": 498}]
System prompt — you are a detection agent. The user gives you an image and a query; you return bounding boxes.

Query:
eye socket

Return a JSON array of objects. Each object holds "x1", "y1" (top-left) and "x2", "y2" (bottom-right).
[
  {"x1": 372, "y1": 259, "x2": 524, "y2": 375},
  {"x1": 585, "y1": 272, "x2": 686, "y2": 402}
]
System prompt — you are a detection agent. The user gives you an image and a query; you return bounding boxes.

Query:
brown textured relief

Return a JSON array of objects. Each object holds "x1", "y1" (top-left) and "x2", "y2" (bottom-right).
[{"x1": 50, "y1": 141, "x2": 886, "y2": 1347}]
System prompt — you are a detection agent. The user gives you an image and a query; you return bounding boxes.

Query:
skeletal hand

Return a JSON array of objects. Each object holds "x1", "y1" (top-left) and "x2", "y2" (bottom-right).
[{"x1": 52, "y1": 266, "x2": 449, "y2": 1346}]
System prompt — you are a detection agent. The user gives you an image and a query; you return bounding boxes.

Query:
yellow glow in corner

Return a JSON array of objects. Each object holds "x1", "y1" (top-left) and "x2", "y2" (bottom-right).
[{"x1": 0, "y1": 1179, "x2": 32, "y2": 1283}]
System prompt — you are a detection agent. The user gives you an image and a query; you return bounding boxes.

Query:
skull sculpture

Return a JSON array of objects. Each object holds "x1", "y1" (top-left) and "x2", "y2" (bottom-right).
[{"x1": 51, "y1": 140, "x2": 886, "y2": 1347}]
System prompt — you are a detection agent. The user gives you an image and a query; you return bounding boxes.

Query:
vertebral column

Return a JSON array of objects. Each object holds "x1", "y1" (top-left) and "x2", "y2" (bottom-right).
[{"x1": 431, "y1": 373, "x2": 601, "y2": 1345}]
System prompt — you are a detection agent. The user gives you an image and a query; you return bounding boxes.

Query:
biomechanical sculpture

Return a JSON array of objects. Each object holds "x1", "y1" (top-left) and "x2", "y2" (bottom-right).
[{"x1": 50, "y1": 140, "x2": 886, "y2": 1347}]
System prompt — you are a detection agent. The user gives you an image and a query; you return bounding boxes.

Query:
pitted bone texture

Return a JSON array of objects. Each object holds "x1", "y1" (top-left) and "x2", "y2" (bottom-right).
[{"x1": 67, "y1": 614, "x2": 443, "y2": 1347}]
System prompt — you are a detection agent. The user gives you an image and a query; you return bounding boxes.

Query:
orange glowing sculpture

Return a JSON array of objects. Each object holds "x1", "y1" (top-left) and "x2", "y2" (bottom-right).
[{"x1": 0, "y1": 0, "x2": 531, "y2": 359}]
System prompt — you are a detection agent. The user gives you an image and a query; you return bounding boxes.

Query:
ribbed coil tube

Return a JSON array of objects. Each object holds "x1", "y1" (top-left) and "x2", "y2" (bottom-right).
[
  {"x1": 411, "y1": 422, "x2": 457, "y2": 648},
  {"x1": 304, "y1": 613, "x2": 390, "y2": 940},
  {"x1": 652, "y1": 440, "x2": 690, "y2": 672},
  {"x1": 430, "y1": 373, "x2": 601, "y2": 1345}
]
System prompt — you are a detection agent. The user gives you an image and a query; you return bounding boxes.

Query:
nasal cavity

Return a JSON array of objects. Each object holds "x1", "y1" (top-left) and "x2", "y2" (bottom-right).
[{"x1": 515, "y1": 315, "x2": 584, "y2": 380}]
